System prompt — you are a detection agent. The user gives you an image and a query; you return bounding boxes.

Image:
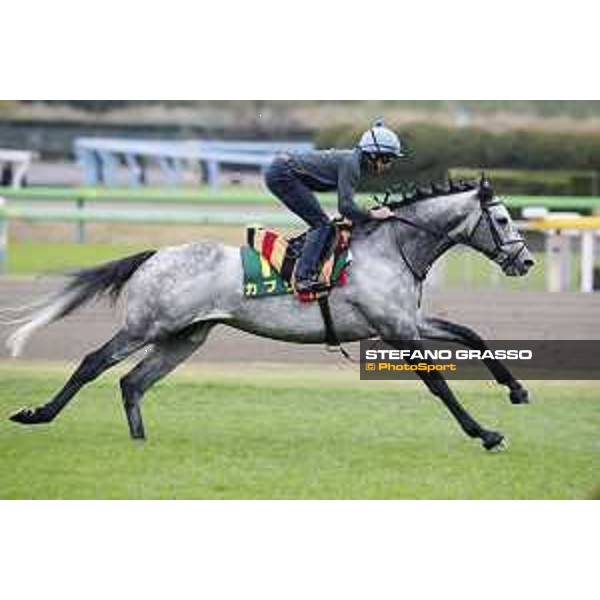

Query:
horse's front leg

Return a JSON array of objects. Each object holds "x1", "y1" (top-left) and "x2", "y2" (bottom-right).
[
  {"x1": 419, "y1": 317, "x2": 530, "y2": 405},
  {"x1": 384, "y1": 338, "x2": 506, "y2": 451}
]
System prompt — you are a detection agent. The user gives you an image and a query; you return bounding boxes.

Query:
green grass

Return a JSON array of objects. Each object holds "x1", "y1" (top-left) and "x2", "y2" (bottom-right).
[
  {"x1": 0, "y1": 364, "x2": 598, "y2": 499},
  {"x1": 3, "y1": 184, "x2": 600, "y2": 210},
  {"x1": 440, "y1": 248, "x2": 563, "y2": 291},
  {"x1": 8, "y1": 241, "x2": 149, "y2": 275},
  {"x1": 0, "y1": 184, "x2": 341, "y2": 206},
  {"x1": 7, "y1": 241, "x2": 582, "y2": 292}
]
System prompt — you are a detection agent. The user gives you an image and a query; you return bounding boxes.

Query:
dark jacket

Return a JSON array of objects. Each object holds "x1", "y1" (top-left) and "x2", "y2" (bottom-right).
[{"x1": 287, "y1": 148, "x2": 370, "y2": 223}]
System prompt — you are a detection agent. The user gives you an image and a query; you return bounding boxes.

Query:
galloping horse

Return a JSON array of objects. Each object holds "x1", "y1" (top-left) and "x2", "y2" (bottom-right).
[{"x1": 6, "y1": 179, "x2": 534, "y2": 450}]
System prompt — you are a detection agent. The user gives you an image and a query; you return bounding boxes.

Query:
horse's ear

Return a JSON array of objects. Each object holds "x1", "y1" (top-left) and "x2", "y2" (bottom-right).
[{"x1": 478, "y1": 176, "x2": 494, "y2": 203}]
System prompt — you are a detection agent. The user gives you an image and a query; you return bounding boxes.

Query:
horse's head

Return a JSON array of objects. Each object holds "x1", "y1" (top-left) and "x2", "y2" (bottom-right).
[
  {"x1": 453, "y1": 178, "x2": 535, "y2": 276},
  {"x1": 376, "y1": 178, "x2": 534, "y2": 281}
]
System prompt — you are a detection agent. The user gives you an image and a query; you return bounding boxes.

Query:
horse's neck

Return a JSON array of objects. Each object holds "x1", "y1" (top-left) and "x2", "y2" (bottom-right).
[
  {"x1": 353, "y1": 193, "x2": 474, "y2": 280},
  {"x1": 352, "y1": 220, "x2": 450, "y2": 281},
  {"x1": 394, "y1": 220, "x2": 453, "y2": 280}
]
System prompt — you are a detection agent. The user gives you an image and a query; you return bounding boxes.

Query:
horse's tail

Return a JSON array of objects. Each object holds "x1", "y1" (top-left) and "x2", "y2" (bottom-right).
[{"x1": 5, "y1": 250, "x2": 156, "y2": 357}]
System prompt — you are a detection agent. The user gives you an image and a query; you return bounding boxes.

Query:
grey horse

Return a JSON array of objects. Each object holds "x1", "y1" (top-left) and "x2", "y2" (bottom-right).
[{"x1": 7, "y1": 179, "x2": 534, "y2": 451}]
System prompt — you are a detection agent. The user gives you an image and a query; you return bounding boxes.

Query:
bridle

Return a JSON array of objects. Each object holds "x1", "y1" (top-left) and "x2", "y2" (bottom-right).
[
  {"x1": 376, "y1": 192, "x2": 528, "y2": 279},
  {"x1": 466, "y1": 199, "x2": 528, "y2": 271}
]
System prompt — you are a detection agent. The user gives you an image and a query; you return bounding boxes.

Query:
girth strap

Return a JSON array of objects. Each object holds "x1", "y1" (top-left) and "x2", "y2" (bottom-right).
[{"x1": 317, "y1": 294, "x2": 353, "y2": 361}]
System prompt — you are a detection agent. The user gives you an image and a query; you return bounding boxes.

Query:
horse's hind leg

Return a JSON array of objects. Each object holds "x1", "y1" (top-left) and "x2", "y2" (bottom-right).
[
  {"x1": 10, "y1": 329, "x2": 145, "y2": 425},
  {"x1": 119, "y1": 322, "x2": 214, "y2": 440},
  {"x1": 419, "y1": 317, "x2": 530, "y2": 405}
]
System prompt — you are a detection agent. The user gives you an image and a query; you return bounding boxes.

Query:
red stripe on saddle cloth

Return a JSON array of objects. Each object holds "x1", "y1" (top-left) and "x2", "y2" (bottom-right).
[
  {"x1": 247, "y1": 226, "x2": 351, "y2": 297},
  {"x1": 261, "y1": 230, "x2": 278, "y2": 262}
]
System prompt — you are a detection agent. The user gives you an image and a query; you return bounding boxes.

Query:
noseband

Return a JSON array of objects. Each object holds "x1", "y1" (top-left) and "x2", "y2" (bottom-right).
[
  {"x1": 382, "y1": 195, "x2": 527, "y2": 276},
  {"x1": 466, "y1": 200, "x2": 527, "y2": 270}
]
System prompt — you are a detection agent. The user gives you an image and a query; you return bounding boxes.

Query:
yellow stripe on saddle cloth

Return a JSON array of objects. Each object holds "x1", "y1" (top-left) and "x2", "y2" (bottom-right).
[{"x1": 246, "y1": 224, "x2": 352, "y2": 292}]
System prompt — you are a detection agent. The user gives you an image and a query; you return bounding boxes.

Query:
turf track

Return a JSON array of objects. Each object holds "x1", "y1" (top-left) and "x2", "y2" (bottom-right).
[{"x1": 0, "y1": 365, "x2": 598, "y2": 499}]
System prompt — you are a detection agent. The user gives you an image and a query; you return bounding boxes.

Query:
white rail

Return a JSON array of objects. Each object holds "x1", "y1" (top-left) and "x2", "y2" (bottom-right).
[
  {"x1": 74, "y1": 138, "x2": 315, "y2": 190},
  {"x1": 0, "y1": 149, "x2": 37, "y2": 188}
]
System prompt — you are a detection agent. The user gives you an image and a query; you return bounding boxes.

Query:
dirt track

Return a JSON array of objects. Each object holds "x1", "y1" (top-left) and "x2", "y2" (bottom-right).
[{"x1": 2, "y1": 278, "x2": 600, "y2": 364}]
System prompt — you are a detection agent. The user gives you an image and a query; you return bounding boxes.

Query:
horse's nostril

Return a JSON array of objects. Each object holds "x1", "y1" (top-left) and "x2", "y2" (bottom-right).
[{"x1": 524, "y1": 258, "x2": 535, "y2": 268}]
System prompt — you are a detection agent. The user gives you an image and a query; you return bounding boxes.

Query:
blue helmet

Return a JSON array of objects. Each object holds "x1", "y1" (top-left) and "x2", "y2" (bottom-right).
[{"x1": 358, "y1": 120, "x2": 403, "y2": 157}]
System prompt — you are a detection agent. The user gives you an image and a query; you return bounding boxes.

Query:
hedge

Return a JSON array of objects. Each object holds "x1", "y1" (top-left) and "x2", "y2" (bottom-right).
[
  {"x1": 316, "y1": 123, "x2": 600, "y2": 194},
  {"x1": 450, "y1": 168, "x2": 599, "y2": 197}
]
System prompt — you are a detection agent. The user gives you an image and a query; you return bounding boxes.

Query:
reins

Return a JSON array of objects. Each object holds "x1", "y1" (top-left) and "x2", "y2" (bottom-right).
[
  {"x1": 319, "y1": 185, "x2": 526, "y2": 363},
  {"x1": 381, "y1": 197, "x2": 527, "y2": 278}
]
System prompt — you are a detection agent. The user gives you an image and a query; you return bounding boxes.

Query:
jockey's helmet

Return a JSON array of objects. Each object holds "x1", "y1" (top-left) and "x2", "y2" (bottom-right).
[{"x1": 358, "y1": 120, "x2": 403, "y2": 158}]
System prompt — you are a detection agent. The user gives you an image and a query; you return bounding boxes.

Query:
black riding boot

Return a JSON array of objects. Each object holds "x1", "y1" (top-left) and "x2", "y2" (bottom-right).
[{"x1": 295, "y1": 224, "x2": 334, "y2": 292}]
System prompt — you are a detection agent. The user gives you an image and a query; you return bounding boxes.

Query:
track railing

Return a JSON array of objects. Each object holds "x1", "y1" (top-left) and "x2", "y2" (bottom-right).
[
  {"x1": 74, "y1": 138, "x2": 315, "y2": 190},
  {"x1": 2, "y1": 186, "x2": 600, "y2": 288}
]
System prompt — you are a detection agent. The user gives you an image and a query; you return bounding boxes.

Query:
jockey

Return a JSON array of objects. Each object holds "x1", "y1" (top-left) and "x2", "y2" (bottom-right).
[{"x1": 265, "y1": 120, "x2": 403, "y2": 293}]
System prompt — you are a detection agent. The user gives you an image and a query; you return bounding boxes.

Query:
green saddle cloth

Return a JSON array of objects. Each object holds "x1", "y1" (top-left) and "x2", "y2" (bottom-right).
[
  {"x1": 241, "y1": 246, "x2": 294, "y2": 298},
  {"x1": 240, "y1": 246, "x2": 351, "y2": 299}
]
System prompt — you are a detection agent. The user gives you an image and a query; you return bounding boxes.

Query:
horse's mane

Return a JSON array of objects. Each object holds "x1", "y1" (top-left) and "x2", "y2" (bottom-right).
[
  {"x1": 380, "y1": 179, "x2": 479, "y2": 210},
  {"x1": 352, "y1": 179, "x2": 480, "y2": 238}
]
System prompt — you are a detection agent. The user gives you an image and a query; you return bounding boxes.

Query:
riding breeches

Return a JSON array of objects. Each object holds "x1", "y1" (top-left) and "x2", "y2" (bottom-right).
[
  {"x1": 265, "y1": 157, "x2": 330, "y2": 228},
  {"x1": 265, "y1": 157, "x2": 333, "y2": 280}
]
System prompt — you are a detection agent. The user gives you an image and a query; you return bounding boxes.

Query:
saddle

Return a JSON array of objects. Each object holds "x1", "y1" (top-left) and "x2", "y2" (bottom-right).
[{"x1": 241, "y1": 221, "x2": 353, "y2": 302}]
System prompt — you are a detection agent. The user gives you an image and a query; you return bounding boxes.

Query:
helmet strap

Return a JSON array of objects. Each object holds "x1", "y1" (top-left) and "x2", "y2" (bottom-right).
[{"x1": 369, "y1": 127, "x2": 382, "y2": 155}]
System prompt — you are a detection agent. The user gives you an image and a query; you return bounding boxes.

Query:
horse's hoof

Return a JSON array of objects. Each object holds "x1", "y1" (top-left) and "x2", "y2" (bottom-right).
[
  {"x1": 509, "y1": 387, "x2": 530, "y2": 405},
  {"x1": 487, "y1": 437, "x2": 508, "y2": 452},
  {"x1": 482, "y1": 431, "x2": 506, "y2": 452},
  {"x1": 9, "y1": 408, "x2": 34, "y2": 424},
  {"x1": 9, "y1": 408, "x2": 47, "y2": 425}
]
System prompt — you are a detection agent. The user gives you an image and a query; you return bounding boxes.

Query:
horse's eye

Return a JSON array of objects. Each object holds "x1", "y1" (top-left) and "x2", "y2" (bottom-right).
[{"x1": 496, "y1": 216, "x2": 509, "y2": 226}]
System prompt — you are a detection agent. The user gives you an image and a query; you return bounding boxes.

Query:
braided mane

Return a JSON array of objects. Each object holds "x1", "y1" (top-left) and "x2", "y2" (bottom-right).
[{"x1": 381, "y1": 179, "x2": 479, "y2": 210}]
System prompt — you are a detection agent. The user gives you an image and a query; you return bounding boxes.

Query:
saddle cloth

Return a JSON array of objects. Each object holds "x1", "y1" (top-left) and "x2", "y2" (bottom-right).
[{"x1": 241, "y1": 224, "x2": 352, "y2": 300}]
